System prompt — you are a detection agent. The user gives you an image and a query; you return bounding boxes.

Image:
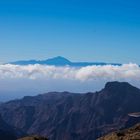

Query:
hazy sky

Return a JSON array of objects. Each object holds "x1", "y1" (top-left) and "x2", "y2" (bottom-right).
[{"x1": 0, "y1": 0, "x2": 140, "y2": 63}]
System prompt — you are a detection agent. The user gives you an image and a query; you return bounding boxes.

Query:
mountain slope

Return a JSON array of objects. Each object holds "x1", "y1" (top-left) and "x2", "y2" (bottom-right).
[
  {"x1": 0, "y1": 82, "x2": 140, "y2": 140},
  {"x1": 0, "y1": 114, "x2": 17, "y2": 140},
  {"x1": 98, "y1": 123, "x2": 140, "y2": 140},
  {"x1": 9, "y1": 56, "x2": 121, "y2": 66}
]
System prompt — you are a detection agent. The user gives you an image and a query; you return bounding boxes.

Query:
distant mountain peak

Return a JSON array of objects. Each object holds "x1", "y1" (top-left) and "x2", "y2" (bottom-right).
[
  {"x1": 46, "y1": 56, "x2": 71, "y2": 63},
  {"x1": 44, "y1": 56, "x2": 71, "y2": 65},
  {"x1": 9, "y1": 56, "x2": 121, "y2": 66},
  {"x1": 53, "y1": 56, "x2": 69, "y2": 60}
]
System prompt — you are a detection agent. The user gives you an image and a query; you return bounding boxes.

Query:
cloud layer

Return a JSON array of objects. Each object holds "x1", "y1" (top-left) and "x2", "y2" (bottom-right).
[{"x1": 0, "y1": 63, "x2": 140, "y2": 82}]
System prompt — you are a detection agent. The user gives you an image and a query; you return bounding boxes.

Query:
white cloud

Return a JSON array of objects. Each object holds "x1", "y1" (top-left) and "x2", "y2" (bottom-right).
[{"x1": 0, "y1": 63, "x2": 140, "y2": 82}]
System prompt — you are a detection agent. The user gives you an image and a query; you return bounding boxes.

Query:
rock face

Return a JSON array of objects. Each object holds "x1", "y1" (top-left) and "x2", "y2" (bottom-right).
[
  {"x1": 0, "y1": 81, "x2": 140, "y2": 140},
  {"x1": 98, "y1": 123, "x2": 140, "y2": 140},
  {"x1": 18, "y1": 135, "x2": 48, "y2": 140}
]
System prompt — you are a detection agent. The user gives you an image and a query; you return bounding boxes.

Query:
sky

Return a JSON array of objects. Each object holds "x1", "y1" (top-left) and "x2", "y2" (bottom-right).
[
  {"x1": 0, "y1": 0, "x2": 140, "y2": 64},
  {"x1": 0, "y1": 0, "x2": 140, "y2": 101}
]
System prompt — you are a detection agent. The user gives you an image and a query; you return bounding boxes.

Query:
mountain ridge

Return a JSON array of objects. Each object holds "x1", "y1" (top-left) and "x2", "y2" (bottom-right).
[{"x1": 9, "y1": 56, "x2": 121, "y2": 66}]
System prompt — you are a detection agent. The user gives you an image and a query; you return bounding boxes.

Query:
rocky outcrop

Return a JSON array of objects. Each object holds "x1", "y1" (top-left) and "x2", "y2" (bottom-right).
[
  {"x1": 98, "y1": 123, "x2": 140, "y2": 140},
  {"x1": 18, "y1": 135, "x2": 48, "y2": 140}
]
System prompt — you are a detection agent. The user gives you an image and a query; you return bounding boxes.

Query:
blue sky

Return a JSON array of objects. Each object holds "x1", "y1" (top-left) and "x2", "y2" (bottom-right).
[{"x1": 0, "y1": 0, "x2": 140, "y2": 63}]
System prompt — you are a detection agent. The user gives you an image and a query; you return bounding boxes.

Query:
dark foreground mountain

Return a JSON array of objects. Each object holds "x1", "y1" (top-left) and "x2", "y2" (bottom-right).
[
  {"x1": 98, "y1": 123, "x2": 140, "y2": 140},
  {"x1": 0, "y1": 81, "x2": 140, "y2": 140},
  {"x1": 9, "y1": 56, "x2": 121, "y2": 66}
]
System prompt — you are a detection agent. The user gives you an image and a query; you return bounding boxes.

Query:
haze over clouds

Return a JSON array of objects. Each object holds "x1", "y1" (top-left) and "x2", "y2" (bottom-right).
[{"x1": 0, "y1": 63, "x2": 140, "y2": 101}]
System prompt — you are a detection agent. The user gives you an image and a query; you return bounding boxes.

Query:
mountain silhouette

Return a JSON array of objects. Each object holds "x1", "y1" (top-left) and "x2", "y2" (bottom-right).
[{"x1": 10, "y1": 56, "x2": 121, "y2": 66}]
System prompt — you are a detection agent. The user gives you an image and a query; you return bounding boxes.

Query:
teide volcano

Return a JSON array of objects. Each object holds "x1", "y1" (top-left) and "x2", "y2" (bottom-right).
[
  {"x1": 9, "y1": 56, "x2": 121, "y2": 66},
  {"x1": 0, "y1": 81, "x2": 140, "y2": 140}
]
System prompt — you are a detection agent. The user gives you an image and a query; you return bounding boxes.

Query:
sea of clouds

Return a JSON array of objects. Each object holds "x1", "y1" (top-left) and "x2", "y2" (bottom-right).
[
  {"x1": 0, "y1": 63, "x2": 140, "y2": 81},
  {"x1": 0, "y1": 63, "x2": 140, "y2": 101}
]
